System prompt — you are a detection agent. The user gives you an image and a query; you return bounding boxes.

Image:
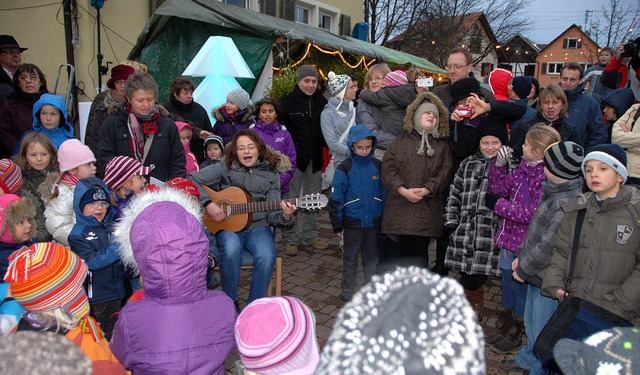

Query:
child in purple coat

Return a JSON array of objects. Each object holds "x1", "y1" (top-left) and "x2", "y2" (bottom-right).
[
  {"x1": 250, "y1": 98, "x2": 297, "y2": 193},
  {"x1": 485, "y1": 124, "x2": 561, "y2": 353},
  {"x1": 110, "y1": 188, "x2": 236, "y2": 374},
  {"x1": 212, "y1": 88, "x2": 255, "y2": 145}
]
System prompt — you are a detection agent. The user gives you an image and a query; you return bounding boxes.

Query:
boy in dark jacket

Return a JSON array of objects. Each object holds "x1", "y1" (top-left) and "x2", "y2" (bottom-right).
[
  {"x1": 329, "y1": 124, "x2": 386, "y2": 301},
  {"x1": 68, "y1": 177, "x2": 125, "y2": 340}
]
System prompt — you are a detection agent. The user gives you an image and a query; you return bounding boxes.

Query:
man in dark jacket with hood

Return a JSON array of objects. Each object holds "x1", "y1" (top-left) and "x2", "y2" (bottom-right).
[
  {"x1": 278, "y1": 65, "x2": 328, "y2": 256},
  {"x1": 560, "y1": 63, "x2": 608, "y2": 152},
  {"x1": 602, "y1": 87, "x2": 635, "y2": 143}
]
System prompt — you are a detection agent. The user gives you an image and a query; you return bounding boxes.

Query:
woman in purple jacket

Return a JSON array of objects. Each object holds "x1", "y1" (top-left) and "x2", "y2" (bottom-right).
[{"x1": 110, "y1": 188, "x2": 236, "y2": 375}]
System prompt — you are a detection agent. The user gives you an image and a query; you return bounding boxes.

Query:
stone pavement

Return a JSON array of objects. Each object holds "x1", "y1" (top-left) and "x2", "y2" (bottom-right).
[{"x1": 224, "y1": 205, "x2": 527, "y2": 374}]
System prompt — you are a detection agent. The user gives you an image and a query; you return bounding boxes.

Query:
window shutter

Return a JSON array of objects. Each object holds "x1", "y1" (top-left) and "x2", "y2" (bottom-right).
[
  {"x1": 261, "y1": 0, "x2": 277, "y2": 16},
  {"x1": 563, "y1": 38, "x2": 568, "y2": 48},
  {"x1": 542, "y1": 63, "x2": 548, "y2": 74},
  {"x1": 577, "y1": 40, "x2": 582, "y2": 48},
  {"x1": 340, "y1": 15, "x2": 351, "y2": 36},
  {"x1": 282, "y1": 0, "x2": 295, "y2": 21}
]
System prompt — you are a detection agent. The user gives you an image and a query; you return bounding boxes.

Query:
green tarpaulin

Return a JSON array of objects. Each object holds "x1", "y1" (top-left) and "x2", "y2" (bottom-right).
[{"x1": 128, "y1": 0, "x2": 446, "y2": 101}]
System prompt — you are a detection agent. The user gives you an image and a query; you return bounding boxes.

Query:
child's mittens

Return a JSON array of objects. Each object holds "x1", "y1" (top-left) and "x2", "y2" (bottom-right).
[
  {"x1": 485, "y1": 193, "x2": 500, "y2": 210},
  {"x1": 495, "y1": 146, "x2": 513, "y2": 167}
]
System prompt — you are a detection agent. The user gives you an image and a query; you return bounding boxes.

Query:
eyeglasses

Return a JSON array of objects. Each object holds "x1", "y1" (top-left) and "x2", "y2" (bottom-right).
[
  {"x1": 445, "y1": 64, "x2": 469, "y2": 71},
  {"x1": 236, "y1": 144, "x2": 257, "y2": 152},
  {"x1": 0, "y1": 49, "x2": 21, "y2": 54},
  {"x1": 353, "y1": 145, "x2": 373, "y2": 152},
  {"x1": 88, "y1": 201, "x2": 110, "y2": 209},
  {"x1": 368, "y1": 76, "x2": 384, "y2": 82},
  {"x1": 18, "y1": 75, "x2": 39, "y2": 82}
]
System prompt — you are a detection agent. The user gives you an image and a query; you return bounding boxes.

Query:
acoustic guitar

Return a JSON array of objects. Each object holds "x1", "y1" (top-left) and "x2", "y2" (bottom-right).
[{"x1": 201, "y1": 185, "x2": 328, "y2": 233}]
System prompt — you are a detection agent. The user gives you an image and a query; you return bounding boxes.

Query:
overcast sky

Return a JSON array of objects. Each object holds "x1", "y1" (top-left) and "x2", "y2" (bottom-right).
[{"x1": 523, "y1": 0, "x2": 636, "y2": 46}]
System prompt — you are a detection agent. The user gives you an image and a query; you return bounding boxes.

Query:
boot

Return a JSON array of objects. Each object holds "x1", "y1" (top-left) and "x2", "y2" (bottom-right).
[
  {"x1": 464, "y1": 286, "x2": 484, "y2": 321},
  {"x1": 490, "y1": 315, "x2": 525, "y2": 353},
  {"x1": 485, "y1": 308, "x2": 514, "y2": 345}
]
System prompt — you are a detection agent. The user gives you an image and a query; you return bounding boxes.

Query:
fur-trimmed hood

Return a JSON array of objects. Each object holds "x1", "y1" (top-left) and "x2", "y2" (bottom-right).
[
  {"x1": 0, "y1": 194, "x2": 36, "y2": 244},
  {"x1": 212, "y1": 105, "x2": 255, "y2": 123},
  {"x1": 268, "y1": 146, "x2": 292, "y2": 174},
  {"x1": 403, "y1": 92, "x2": 450, "y2": 138},
  {"x1": 113, "y1": 188, "x2": 208, "y2": 301}
]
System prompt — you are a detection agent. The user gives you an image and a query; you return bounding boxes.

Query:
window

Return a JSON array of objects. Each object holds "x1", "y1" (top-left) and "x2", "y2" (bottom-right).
[
  {"x1": 468, "y1": 26, "x2": 483, "y2": 54},
  {"x1": 295, "y1": 6, "x2": 310, "y2": 24},
  {"x1": 223, "y1": 0, "x2": 246, "y2": 7},
  {"x1": 547, "y1": 63, "x2": 564, "y2": 75},
  {"x1": 563, "y1": 37, "x2": 581, "y2": 49},
  {"x1": 319, "y1": 13, "x2": 331, "y2": 30}
]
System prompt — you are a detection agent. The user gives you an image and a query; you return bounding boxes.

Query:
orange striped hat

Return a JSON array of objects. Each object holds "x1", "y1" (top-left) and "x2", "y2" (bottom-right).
[{"x1": 5, "y1": 242, "x2": 90, "y2": 321}]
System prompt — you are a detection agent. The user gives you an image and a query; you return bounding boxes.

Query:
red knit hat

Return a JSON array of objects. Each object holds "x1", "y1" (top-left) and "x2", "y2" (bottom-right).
[
  {"x1": 103, "y1": 156, "x2": 154, "y2": 191},
  {"x1": 165, "y1": 177, "x2": 200, "y2": 199},
  {"x1": 0, "y1": 159, "x2": 23, "y2": 195},
  {"x1": 107, "y1": 64, "x2": 135, "y2": 89}
]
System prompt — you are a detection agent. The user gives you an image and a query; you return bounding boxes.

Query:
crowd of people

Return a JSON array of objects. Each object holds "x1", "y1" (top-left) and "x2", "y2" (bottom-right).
[{"x1": 0, "y1": 32, "x2": 639, "y2": 374}]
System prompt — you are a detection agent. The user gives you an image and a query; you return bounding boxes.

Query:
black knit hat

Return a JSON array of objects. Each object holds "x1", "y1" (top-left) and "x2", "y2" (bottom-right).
[
  {"x1": 512, "y1": 76, "x2": 532, "y2": 100},
  {"x1": 544, "y1": 141, "x2": 584, "y2": 180},
  {"x1": 450, "y1": 77, "x2": 483, "y2": 105},
  {"x1": 477, "y1": 117, "x2": 508, "y2": 145}
]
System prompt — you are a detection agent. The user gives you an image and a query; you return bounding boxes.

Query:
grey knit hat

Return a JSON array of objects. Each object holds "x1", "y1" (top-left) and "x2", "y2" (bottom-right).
[
  {"x1": 226, "y1": 88, "x2": 252, "y2": 110},
  {"x1": 0, "y1": 331, "x2": 93, "y2": 374},
  {"x1": 315, "y1": 266, "x2": 485, "y2": 375},
  {"x1": 327, "y1": 71, "x2": 350, "y2": 98},
  {"x1": 412, "y1": 102, "x2": 439, "y2": 156},
  {"x1": 297, "y1": 64, "x2": 318, "y2": 83},
  {"x1": 544, "y1": 141, "x2": 584, "y2": 180},
  {"x1": 554, "y1": 327, "x2": 640, "y2": 375}
]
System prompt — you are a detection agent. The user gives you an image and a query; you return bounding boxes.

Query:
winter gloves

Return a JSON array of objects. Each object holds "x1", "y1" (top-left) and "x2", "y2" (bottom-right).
[{"x1": 495, "y1": 146, "x2": 513, "y2": 167}]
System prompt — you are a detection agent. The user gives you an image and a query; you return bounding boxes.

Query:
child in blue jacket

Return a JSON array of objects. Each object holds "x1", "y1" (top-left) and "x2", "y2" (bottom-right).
[
  {"x1": 68, "y1": 177, "x2": 125, "y2": 340},
  {"x1": 329, "y1": 124, "x2": 386, "y2": 301}
]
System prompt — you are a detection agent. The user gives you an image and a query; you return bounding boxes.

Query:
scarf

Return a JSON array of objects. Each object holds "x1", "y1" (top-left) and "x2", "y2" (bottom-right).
[
  {"x1": 60, "y1": 173, "x2": 80, "y2": 187},
  {"x1": 125, "y1": 104, "x2": 160, "y2": 161}
]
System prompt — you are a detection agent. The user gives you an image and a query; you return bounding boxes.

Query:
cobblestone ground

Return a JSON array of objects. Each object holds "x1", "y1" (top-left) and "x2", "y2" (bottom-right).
[{"x1": 224, "y1": 205, "x2": 527, "y2": 375}]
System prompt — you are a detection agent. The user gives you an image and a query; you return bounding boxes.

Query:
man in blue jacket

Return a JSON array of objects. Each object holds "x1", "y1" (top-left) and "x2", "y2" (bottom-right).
[{"x1": 560, "y1": 63, "x2": 608, "y2": 152}]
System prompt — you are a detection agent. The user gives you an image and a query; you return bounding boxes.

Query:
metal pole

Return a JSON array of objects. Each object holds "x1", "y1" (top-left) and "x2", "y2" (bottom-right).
[
  {"x1": 63, "y1": 0, "x2": 79, "y2": 127},
  {"x1": 96, "y1": 6, "x2": 103, "y2": 91}
]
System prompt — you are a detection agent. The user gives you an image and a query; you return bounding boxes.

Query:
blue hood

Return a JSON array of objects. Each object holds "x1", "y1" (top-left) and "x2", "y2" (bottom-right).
[
  {"x1": 346, "y1": 124, "x2": 377, "y2": 157},
  {"x1": 32, "y1": 93, "x2": 74, "y2": 134},
  {"x1": 602, "y1": 88, "x2": 635, "y2": 118},
  {"x1": 73, "y1": 177, "x2": 114, "y2": 226}
]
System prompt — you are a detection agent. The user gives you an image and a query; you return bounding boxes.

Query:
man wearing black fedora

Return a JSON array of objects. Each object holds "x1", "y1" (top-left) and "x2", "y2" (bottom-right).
[{"x1": 0, "y1": 35, "x2": 27, "y2": 105}]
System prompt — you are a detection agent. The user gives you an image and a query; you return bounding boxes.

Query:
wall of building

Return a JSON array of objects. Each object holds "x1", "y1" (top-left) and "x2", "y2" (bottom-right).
[
  {"x1": 1, "y1": 0, "x2": 149, "y2": 102},
  {"x1": 535, "y1": 26, "x2": 600, "y2": 88}
]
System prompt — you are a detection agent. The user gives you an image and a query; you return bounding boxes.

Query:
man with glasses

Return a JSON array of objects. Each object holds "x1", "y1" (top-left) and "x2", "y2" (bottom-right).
[
  {"x1": 560, "y1": 63, "x2": 607, "y2": 152},
  {"x1": 0, "y1": 35, "x2": 27, "y2": 105},
  {"x1": 432, "y1": 47, "x2": 494, "y2": 110}
]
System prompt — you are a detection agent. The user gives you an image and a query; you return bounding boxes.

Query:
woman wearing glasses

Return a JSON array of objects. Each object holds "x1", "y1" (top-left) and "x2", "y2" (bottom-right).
[
  {"x1": 187, "y1": 129, "x2": 296, "y2": 312},
  {"x1": 0, "y1": 63, "x2": 48, "y2": 158}
]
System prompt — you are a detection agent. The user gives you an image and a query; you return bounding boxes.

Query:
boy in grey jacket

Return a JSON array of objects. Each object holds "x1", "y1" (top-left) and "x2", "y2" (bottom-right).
[{"x1": 500, "y1": 142, "x2": 584, "y2": 373}]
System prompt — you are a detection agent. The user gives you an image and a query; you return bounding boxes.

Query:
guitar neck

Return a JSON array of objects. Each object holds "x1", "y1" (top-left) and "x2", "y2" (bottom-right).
[{"x1": 229, "y1": 198, "x2": 297, "y2": 215}]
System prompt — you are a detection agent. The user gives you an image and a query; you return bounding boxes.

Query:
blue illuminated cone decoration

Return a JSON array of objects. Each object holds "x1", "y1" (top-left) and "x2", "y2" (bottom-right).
[{"x1": 182, "y1": 36, "x2": 255, "y2": 124}]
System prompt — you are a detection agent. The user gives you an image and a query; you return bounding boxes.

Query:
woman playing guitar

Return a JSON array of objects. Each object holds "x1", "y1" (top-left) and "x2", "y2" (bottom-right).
[{"x1": 188, "y1": 129, "x2": 296, "y2": 312}]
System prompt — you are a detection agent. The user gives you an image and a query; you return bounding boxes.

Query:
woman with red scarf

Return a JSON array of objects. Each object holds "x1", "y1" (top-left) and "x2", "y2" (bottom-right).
[{"x1": 98, "y1": 72, "x2": 185, "y2": 181}]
